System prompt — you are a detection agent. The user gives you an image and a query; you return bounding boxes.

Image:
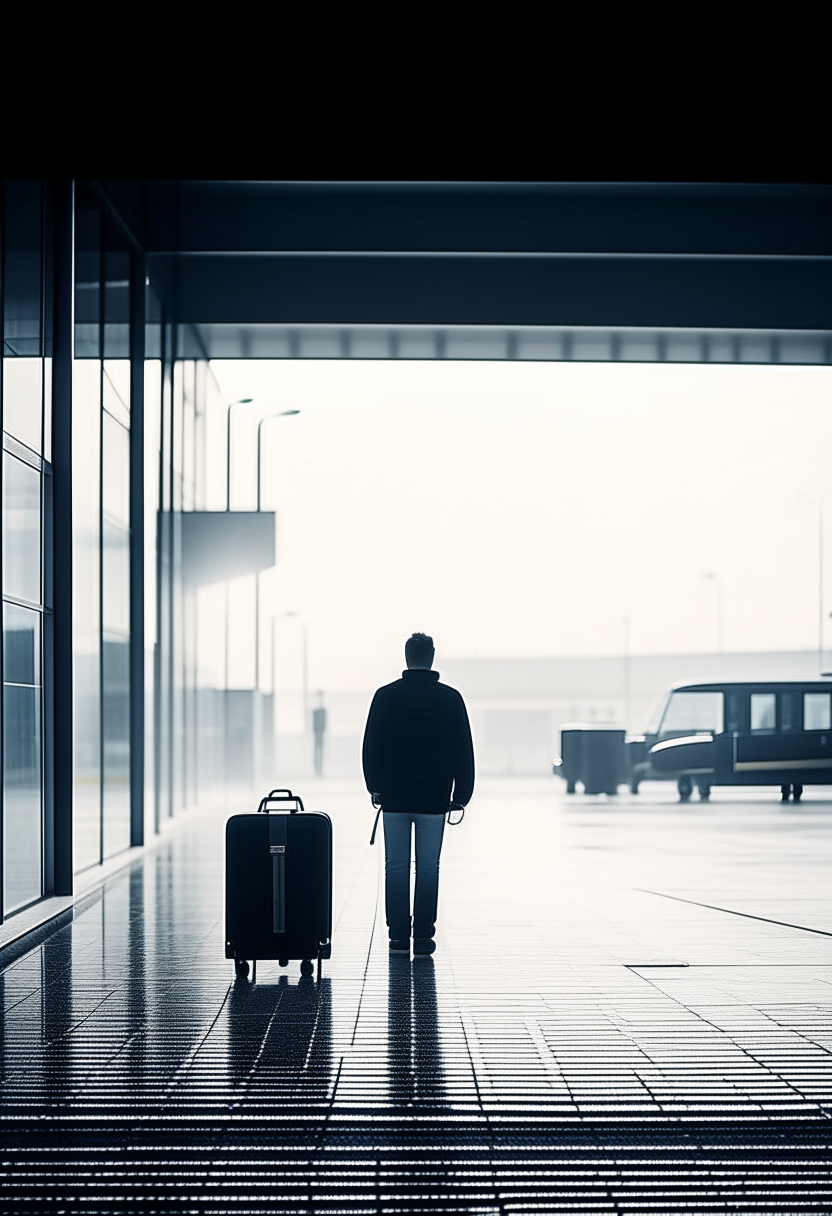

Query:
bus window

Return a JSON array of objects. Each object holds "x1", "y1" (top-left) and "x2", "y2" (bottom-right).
[
  {"x1": 804, "y1": 692, "x2": 831, "y2": 731},
  {"x1": 780, "y1": 692, "x2": 796, "y2": 732},
  {"x1": 660, "y1": 691, "x2": 723, "y2": 736},
  {"x1": 750, "y1": 693, "x2": 776, "y2": 732}
]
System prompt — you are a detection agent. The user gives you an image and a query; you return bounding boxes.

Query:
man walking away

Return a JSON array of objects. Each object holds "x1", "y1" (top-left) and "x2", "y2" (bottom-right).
[{"x1": 362, "y1": 632, "x2": 475, "y2": 957}]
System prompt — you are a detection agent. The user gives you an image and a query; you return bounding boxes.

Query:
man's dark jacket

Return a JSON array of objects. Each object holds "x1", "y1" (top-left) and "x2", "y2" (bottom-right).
[{"x1": 362, "y1": 670, "x2": 475, "y2": 814}]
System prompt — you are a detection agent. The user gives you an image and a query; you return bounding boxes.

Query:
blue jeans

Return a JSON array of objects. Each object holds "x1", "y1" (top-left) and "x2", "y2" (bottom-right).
[{"x1": 383, "y1": 812, "x2": 445, "y2": 941}]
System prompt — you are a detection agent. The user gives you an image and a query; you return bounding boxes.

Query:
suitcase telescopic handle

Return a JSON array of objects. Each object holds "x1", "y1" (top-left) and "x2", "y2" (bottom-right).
[{"x1": 257, "y1": 788, "x2": 305, "y2": 815}]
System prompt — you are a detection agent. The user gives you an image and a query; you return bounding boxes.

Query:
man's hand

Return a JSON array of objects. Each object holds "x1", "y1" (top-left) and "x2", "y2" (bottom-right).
[{"x1": 371, "y1": 793, "x2": 382, "y2": 809}]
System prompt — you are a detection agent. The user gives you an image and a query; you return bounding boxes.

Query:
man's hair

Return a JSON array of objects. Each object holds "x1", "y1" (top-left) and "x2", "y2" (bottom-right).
[{"x1": 405, "y1": 632, "x2": 435, "y2": 668}]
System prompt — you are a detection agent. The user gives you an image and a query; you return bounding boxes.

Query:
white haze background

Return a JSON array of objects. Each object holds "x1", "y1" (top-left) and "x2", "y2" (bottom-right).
[{"x1": 205, "y1": 360, "x2": 832, "y2": 696}]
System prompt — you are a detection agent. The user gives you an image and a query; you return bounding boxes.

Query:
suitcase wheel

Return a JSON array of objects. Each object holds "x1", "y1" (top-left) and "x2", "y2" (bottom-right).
[
  {"x1": 300, "y1": 959, "x2": 314, "y2": 977},
  {"x1": 278, "y1": 958, "x2": 289, "y2": 968},
  {"x1": 234, "y1": 959, "x2": 250, "y2": 979}
]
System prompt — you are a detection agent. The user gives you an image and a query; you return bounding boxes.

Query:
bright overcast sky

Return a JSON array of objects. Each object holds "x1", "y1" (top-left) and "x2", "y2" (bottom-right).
[{"x1": 209, "y1": 359, "x2": 832, "y2": 692}]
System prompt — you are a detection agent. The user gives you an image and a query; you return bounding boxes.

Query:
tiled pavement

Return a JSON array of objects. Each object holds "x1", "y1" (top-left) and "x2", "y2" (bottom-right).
[{"x1": 1, "y1": 777, "x2": 831, "y2": 1212}]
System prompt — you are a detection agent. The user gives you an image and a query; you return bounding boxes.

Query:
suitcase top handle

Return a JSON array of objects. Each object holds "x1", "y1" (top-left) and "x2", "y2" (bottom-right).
[{"x1": 257, "y1": 788, "x2": 305, "y2": 815}]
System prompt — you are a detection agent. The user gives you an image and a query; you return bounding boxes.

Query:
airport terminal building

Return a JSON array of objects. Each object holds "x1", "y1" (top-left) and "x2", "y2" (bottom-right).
[
  {"x1": 3, "y1": 179, "x2": 831, "y2": 930},
  {"x1": 1, "y1": 178, "x2": 832, "y2": 1210},
  {"x1": 1, "y1": 181, "x2": 231, "y2": 929}
]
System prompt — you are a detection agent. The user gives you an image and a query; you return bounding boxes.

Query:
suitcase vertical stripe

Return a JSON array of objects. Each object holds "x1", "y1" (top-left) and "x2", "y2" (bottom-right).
[
  {"x1": 271, "y1": 845, "x2": 285, "y2": 934},
  {"x1": 268, "y1": 812, "x2": 288, "y2": 935}
]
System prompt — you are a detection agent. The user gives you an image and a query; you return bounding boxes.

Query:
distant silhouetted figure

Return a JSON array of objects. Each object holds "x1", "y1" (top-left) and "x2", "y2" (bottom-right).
[
  {"x1": 312, "y1": 691, "x2": 327, "y2": 777},
  {"x1": 362, "y1": 633, "x2": 474, "y2": 956}
]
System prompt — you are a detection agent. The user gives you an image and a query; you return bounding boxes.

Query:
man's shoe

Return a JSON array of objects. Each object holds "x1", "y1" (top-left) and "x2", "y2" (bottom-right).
[
  {"x1": 389, "y1": 939, "x2": 410, "y2": 954},
  {"x1": 413, "y1": 938, "x2": 436, "y2": 956}
]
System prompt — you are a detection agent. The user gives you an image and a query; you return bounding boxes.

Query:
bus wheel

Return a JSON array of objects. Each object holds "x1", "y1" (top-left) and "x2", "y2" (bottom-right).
[
  {"x1": 697, "y1": 781, "x2": 711, "y2": 801},
  {"x1": 792, "y1": 783, "x2": 804, "y2": 802},
  {"x1": 678, "y1": 777, "x2": 693, "y2": 802},
  {"x1": 630, "y1": 778, "x2": 640, "y2": 794}
]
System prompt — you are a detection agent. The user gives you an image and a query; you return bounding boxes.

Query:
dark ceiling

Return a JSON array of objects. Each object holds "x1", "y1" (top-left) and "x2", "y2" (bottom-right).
[{"x1": 93, "y1": 181, "x2": 832, "y2": 361}]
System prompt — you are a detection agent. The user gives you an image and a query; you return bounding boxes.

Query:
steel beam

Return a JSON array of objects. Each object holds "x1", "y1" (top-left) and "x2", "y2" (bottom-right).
[
  {"x1": 52, "y1": 180, "x2": 74, "y2": 896},
  {"x1": 129, "y1": 252, "x2": 145, "y2": 847},
  {"x1": 163, "y1": 251, "x2": 832, "y2": 332}
]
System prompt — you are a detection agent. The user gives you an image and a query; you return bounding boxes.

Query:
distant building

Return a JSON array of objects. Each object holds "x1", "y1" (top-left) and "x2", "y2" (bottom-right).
[{"x1": 286, "y1": 651, "x2": 825, "y2": 778}]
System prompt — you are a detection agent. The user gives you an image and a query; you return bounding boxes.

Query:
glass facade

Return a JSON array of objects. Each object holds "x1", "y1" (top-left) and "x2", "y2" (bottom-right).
[
  {"x1": 71, "y1": 202, "x2": 135, "y2": 869},
  {"x1": 3, "y1": 603, "x2": 41, "y2": 910},
  {"x1": 0, "y1": 179, "x2": 221, "y2": 923},
  {"x1": 153, "y1": 352, "x2": 218, "y2": 825},
  {"x1": 71, "y1": 359, "x2": 101, "y2": 871},
  {"x1": 2, "y1": 181, "x2": 49, "y2": 915}
]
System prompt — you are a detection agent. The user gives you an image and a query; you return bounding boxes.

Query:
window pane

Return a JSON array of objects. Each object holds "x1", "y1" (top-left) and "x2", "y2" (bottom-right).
[
  {"x1": 3, "y1": 684, "x2": 42, "y2": 912},
  {"x1": 72, "y1": 360, "x2": 102, "y2": 872},
  {"x1": 102, "y1": 635, "x2": 130, "y2": 859},
  {"x1": 3, "y1": 357, "x2": 43, "y2": 452},
  {"x1": 3, "y1": 603, "x2": 40, "y2": 686},
  {"x1": 804, "y1": 693, "x2": 831, "y2": 731},
  {"x1": 102, "y1": 412, "x2": 129, "y2": 525},
  {"x1": 102, "y1": 519, "x2": 130, "y2": 634},
  {"x1": 103, "y1": 404, "x2": 130, "y2": 637},
  {"x1": 2, "y1": 452, "x2": 41, "y2": 605},
  {"x1": 103, "y1": 360, "x2": 130, "y2": 415},
  {"x1": 660, "y1": 691, "x2": 723, "y2": 734},
  {"x1": 74, "y1": 626, "x2": 100, "y2": 872},
  {"x1": 43, "y1": 357, "x2": 52, "y2": 464},
  {"x1": 750, "y1": 693, "x2": 776, "y2": 731},
  {"x1": 72, "y1": 361, "x2": 101, "y2": 631}
]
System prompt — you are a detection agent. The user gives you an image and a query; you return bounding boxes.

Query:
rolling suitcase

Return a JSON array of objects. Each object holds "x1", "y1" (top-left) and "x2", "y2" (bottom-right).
[{"x1": 225, "y1": 788, "x2": 332, "y2": 980}]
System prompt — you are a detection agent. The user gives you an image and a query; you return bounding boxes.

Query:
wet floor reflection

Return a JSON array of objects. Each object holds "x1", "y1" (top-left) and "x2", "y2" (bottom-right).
[
  {"x1": 0, "y1": 930, "x2": 74, "y2": 1106},
  {"x1": 226, "y1": 974, "x2": 333, "y2": 1108},
  {"x1": 387, "y1": 955, "x2": 446, "y2": 1109},
  {"x1": 4, "y1": 783, "x2": 832, "y2": 1210}
]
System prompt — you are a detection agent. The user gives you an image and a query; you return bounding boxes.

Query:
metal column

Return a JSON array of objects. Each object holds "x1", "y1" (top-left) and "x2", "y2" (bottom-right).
[
  {"x1": 52, "y1": 179, "x2": 74, "y2": 896},
  {"x1": 129, "y1": 252, "x2": 145, "y2": 846}
]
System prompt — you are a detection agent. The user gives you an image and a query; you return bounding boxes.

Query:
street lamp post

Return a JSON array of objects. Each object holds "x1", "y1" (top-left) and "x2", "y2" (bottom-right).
[{"x1": 226, "y1": 397, "x2": 253, "y2": 511}]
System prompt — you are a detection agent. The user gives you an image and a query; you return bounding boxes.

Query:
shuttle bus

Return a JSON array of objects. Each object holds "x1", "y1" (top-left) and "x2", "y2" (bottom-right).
[{"x1": 629, "y1": 681, "x2": 832, "y2": 801}]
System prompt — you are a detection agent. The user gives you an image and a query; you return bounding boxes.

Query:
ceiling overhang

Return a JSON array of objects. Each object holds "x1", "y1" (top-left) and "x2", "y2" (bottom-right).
[
  {"x1": 102, "y1": 180, "x2": 832, "y2": 363},
  {"x1": 177, "y1": 322, "x2": 832, "y2": 365}
]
